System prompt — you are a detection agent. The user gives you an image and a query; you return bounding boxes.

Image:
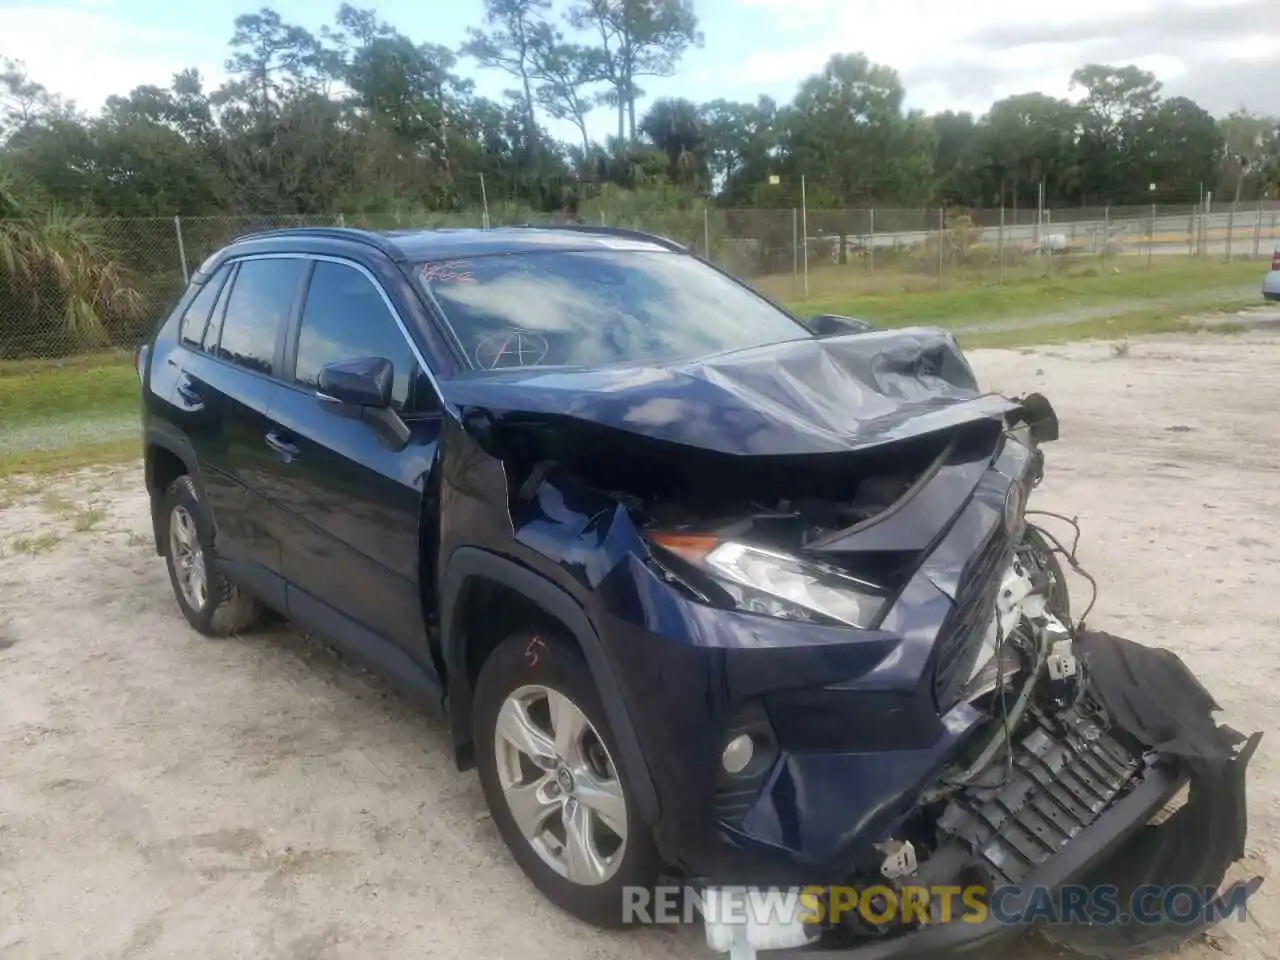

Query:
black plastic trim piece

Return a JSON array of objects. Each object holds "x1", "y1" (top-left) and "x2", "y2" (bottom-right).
[{"x1": 439, "y1": 547, "x2": 660, "y2": 824}]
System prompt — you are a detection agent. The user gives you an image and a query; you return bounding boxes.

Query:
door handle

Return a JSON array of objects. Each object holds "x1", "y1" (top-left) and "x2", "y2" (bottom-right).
[
  {"x1": 264, "y1": 431, "x2": 300, "y2": 462},
  {"x1": 175, "y1": 378, "x2": 203, "y2": 405}
]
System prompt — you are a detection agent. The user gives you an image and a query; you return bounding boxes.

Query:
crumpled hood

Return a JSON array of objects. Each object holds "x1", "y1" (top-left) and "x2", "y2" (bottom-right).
[{"x1": 438, "y1": 327, "x2": 1020, "y2": 457}]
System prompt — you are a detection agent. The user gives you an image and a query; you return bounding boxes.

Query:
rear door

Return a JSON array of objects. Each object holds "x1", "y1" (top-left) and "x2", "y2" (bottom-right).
[
  {"x1": 173, "y1": 255, "x2": 308, "y2": 606},
  {"x1": 262, "y1": 257, "x2": 443, "y2": 661}
]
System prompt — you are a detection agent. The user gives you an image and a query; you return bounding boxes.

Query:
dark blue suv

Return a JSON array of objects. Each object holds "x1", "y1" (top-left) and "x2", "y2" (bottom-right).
[{"x1": 137, "y1": 226, "x2": 1258, "y2": 958}]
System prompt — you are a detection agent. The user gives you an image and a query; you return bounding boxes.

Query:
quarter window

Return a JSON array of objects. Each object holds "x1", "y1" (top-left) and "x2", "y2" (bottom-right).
[{"x1": 178, "y1": 264, "x2": 231, "y2": 349}]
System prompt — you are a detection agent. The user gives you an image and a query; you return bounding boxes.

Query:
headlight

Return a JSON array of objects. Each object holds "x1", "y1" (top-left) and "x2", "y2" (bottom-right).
[
  {"x1": 647, "y1": 534, "x2": 889, "y2": 628},
  {"x1": 1003, "y1": 479, "x2": 1027, "y2": 542}
]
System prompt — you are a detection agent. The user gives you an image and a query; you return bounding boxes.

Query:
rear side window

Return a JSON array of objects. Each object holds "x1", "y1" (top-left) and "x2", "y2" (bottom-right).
[
  {"x1": 293, "y1": 260, "x2": 427, "y2": 411},
  {"x1": 178, "y1": 265, "x2": 231, "y2": 349},
  {"x1": 218, "y1": 258, "x2": 305, "y2": 376}
]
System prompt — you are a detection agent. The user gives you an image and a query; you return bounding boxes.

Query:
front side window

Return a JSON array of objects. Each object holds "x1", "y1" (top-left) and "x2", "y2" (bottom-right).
[
  {"x1": 413, "y1": 250, "x2": 810, "y2": 371},
  {"x1": 218, "y1": 258, "x2": 306, "y2": 376},
  {"x1": 293, "y1": 260, "x2": 427, "y2": 411}
]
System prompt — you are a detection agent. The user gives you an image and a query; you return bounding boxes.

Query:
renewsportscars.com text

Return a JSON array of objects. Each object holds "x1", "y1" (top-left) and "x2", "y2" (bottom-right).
[{"x1": 622, "y1": 883, "x2": 1250, "y2": 927}]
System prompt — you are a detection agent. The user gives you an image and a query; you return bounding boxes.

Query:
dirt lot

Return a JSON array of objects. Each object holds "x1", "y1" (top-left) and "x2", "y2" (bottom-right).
[{"x1": 2, "y1": 331, "x2": 1278, "y2": 960}]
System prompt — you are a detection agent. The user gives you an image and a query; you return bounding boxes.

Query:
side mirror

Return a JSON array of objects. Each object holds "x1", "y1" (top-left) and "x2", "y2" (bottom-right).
[
  {"x1": 805, "y1": 314, "x2": 878, "y2": 337},
  {"x1": 317, "y1": 356, "x2": 409, "y2": 451},
  {"x1": 319, "y1": 356, "x2": 393, "y2": 409}
]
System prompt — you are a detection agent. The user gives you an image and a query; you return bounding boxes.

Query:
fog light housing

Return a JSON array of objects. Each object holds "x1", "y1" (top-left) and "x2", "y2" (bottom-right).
[{"x1": 721, "y1": 734, "x2": 754, "y2": 774}]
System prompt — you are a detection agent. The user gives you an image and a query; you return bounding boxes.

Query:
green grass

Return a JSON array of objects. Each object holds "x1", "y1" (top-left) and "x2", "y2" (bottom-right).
[
  {"x1": 0, "y1": 438, "x2": 141, "y2": 478},
  {"x1": 10, "y1": 531, "x2": 65, "y2": 555},
  {"x1": 769, "y1": 256, "x2": 1264, "y2": 327},
  {"x1": 0, "y1": 354, "x2": 138, "y2": 423},
  {"x1": 957, "y1": 299, "x2": 1255, "y2": 350}
]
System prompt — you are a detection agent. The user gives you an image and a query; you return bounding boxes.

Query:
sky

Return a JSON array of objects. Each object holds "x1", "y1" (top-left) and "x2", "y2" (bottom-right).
[{"x1": 3, "y1": 0, "x2": 1278, "y2": 143}]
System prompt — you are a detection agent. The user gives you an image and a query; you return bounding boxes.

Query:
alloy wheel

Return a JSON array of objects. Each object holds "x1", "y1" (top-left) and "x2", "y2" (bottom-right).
[
  {"x1": 493, "y1": 684, "x2": 628, "y2": 885},
  {"x1": 168, "y1": 504, "x2": 207, "y2": 611}
]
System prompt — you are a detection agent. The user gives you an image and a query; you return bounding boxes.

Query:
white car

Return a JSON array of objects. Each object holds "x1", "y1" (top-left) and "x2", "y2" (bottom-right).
[{"x1": 1266, "y1": 240, "x2": 1280, "y2": 302}]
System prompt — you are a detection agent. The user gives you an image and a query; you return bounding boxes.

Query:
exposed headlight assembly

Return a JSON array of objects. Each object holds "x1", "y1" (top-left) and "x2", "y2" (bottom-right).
[{"x1": 647, "y1": 533, "x2": 889, "y2": 628}]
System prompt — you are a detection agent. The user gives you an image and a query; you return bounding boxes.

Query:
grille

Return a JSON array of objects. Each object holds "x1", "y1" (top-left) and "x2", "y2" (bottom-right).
[
  {"x1": 937, "y1": 706, "x2": 1142, "y2": 885},
  {"x1": 932, "y1": 528, "x2": 1013, "y2": 710}
]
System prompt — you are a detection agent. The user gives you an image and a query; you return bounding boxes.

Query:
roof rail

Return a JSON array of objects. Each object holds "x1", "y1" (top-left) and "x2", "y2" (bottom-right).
[
  {"x1": 230, "y1": 226, "x2": 407, "y2": 262},
  {"x1": 508, "y1": 223, "x2": 687, "y2": 253}
]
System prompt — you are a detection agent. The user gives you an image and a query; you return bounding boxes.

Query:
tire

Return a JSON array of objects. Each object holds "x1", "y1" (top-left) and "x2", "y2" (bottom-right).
[
  {"x1": 1025, "y1": 526, "x2": 1071, "y2": 623},
  {"x1": 473, "y1": 629, "x2": 661, "y2": 929},
  {"x1": 161, "y1": 475, "x2": 263, "y2": 637}
]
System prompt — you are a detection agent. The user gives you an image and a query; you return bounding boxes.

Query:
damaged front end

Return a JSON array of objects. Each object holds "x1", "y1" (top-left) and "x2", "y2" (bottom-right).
[{"x1": 437, "y1": 327, "x2": 1261, "y2": 959}]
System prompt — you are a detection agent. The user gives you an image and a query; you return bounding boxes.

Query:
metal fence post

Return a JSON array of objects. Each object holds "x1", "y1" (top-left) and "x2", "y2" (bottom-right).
[
  {"x1": 1150, "y1": 204, "x2": 1156, "y2": 269},
  {"x1": 174, "y1": 215, "x2": 189, "y2": 285},
  {"x1": 1254, "y1": 204, "x2": 1264, "y2": 258},
  {"x1": 801, "y1": 176, "x2": 809, "y2": 299},
  {"x1": 937, "y1": 207, "x2": 945, "y2": 287},
  {"x1": 868, "y1": 207, "x2": 875, "y2": 275},
  {"x1": 1103, "y1": 205, "x2": 1110, "y2": 256},
  {"x1": 998, "y1": 206, "x2": 1005, "y2": 284},
  {"x1": 792, "y1": 208, "x2": 799, "y2": 284}
]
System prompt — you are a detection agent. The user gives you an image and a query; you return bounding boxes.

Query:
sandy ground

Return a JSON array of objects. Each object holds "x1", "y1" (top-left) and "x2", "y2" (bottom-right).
[{"x1": 2, "y1": 330, "x2": 1279, "y2": 960}]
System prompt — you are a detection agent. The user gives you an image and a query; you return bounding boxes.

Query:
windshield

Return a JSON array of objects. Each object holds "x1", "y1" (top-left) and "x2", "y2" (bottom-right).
[{"x1": 413, "y1": 250, "x2": 810, "y2": 371}]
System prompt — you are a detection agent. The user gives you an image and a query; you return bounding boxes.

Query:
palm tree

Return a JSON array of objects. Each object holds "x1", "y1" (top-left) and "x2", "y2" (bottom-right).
[{"x1": 0, "y1": 164, "x2": 143, "y2": 358}]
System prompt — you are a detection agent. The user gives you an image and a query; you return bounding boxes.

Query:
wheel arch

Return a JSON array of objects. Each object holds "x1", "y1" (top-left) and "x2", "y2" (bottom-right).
[
  {"x1": 143, "y1": 429, "x2": 202, "y2": 555},
  {"x1": 439, "y1": 547, "x2": 660, "y2": 825}
]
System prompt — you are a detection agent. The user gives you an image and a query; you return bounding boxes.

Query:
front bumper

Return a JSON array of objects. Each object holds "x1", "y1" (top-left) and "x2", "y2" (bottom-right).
[
  {"x1": 768, "y1": 759, "x2": 1186, "y2": 959},
  {"x1": 709, "y1": 626, "x2": 1263, "y2": 959}
]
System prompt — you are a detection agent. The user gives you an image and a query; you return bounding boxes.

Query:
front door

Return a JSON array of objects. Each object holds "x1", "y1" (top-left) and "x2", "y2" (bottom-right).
[{"x1": 261, "y1": 257, "x2": 442, "y2": 662}]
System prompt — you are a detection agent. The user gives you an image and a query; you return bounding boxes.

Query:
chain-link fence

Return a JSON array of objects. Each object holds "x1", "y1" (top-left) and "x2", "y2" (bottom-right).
[
  {"x1": 3, "y1": 200, "x2": 1279, "y2": 467},
  {"x1": 3, "y1": 202, "x2": 1278, "y2": 363}
]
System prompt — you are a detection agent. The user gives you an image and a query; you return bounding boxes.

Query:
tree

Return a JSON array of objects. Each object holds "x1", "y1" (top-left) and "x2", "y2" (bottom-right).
[
  {"x1": 982, "y1": 93, "x2": 1081, "y2": 209},
  {"x1": 568, "y1": 0, "x2": 702, "y2": 142},
  {"x1": 931, "y1": 110, "x2": 985, "y2": 206},
  {"x1": 529, "y1": 33, "x2": 603, "y2": 154},
  {"x1": 223, "y1": 7, "x2": 326, "y2": 116},
  {"x1": 1070, "y1": 64, "x2": 1162, "y2": 203},
  {"x1": 0, "y1": 161, "x2": 144, "y2": 357},
  {"x1": 783, "y1": 53, "x2": 934, "y2": 207},
  {"x1": 1142, "y1": 97, "x2": 1220, "y2": 201},
  {"x1": 461, "y1": 0, "x2": 552, "y2": 153},
  {"x1": 1219, "y1": 111, "x2": 1277, "y2": 202},
  {"x1": 639, "y1": 96, "x2": 705, "y2": 186},
  {"x1": 700, "y1": 97, "x2": 778, "y2": 202},
  {"x1": 1, "y1": 58, "x2": 61, "y2": 139}
]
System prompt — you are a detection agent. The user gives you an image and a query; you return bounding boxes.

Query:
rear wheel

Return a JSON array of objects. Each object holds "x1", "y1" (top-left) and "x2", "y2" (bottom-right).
[
  {"x1": 161, "y1": 476, "x2": 262, "y2": 636},
  {"x1": 473, "y1": 630, "x2": 660, "y2": 929}
]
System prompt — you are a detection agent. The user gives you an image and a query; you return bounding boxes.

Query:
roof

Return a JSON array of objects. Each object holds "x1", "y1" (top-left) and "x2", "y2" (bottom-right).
[{"x1": 229, "y1": 225, "x2": 684, "y2": 262}]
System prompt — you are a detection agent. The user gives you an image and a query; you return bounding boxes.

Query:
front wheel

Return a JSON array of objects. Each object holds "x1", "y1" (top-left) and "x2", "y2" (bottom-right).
[{"x1": 473, "y1": 630, "x2": 661, "y2": 929}]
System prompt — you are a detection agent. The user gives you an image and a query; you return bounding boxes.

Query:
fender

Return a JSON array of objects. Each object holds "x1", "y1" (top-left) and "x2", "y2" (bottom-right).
[
  {"x1": 142, "y1": 423, "x2": 205, "y2": 552},
  {"x1": 439, "y1": 547, "x2": 660, "y2": 825}
]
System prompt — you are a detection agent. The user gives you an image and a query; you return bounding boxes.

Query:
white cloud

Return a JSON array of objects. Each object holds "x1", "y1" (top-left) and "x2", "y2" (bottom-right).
[
  {"x1": 1, "y1": 2, "x2": 223, "y2": 110},
  {"x1": 733, "y1": 0, "x2": 1279, "y2": 116}
]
